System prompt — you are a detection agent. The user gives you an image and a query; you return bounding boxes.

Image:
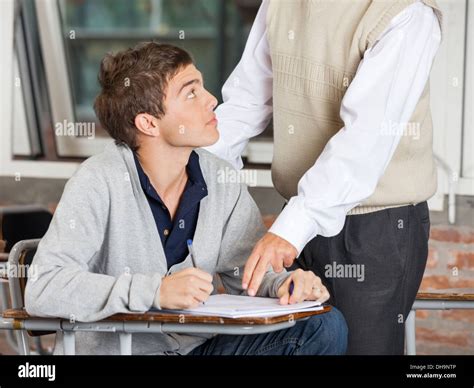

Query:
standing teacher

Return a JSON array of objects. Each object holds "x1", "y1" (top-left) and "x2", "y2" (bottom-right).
[{"x1": 206, "y1": 0, "x2": 443, "y2": 354}]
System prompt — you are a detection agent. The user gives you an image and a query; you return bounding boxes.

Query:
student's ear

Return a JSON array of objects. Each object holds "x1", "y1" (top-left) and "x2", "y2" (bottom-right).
[{"x1": 134, "y1": 113, "x2": 160, "y2": 138}]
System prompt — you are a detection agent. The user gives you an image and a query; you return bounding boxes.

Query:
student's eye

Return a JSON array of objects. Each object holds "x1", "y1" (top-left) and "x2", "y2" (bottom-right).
[{"x1": 186, "y1": 89, "x2": 196, "y2": 99}]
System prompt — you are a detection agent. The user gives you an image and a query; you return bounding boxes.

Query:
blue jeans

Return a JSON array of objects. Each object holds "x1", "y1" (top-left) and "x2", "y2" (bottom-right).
[{"x1": 187, "y1": 307, "x2": 348, "y2": 355}]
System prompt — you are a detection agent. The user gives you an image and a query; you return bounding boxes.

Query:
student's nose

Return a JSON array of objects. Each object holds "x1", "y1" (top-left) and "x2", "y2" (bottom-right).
[{"x1": 206, "y1": 91, "x2": 218, "y2": 111}]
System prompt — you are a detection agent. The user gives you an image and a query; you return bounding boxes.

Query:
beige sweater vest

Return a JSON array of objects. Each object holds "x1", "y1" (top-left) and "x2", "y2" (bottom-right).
[{"x1": 266, "y1": 0, "x2": 443, "y2": 215}]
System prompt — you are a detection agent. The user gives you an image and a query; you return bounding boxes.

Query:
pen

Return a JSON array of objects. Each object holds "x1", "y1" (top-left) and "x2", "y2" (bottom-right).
[
  {"x1": 187, "y1": 239, "x2": 197, "y2": 268},
  {"x1": 187, "y1": 239, "x2": 205, "y2": 305}
]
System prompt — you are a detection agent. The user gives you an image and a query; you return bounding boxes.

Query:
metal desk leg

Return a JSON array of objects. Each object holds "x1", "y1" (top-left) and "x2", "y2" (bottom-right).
[
  {"x1": 1, "y1": 280, "x2": 20, "y2": 353},
  {"x1": 63, "y1": 331, "x2": 76, "y2": 355},
  {"x1": 5, "y1": 327, "x2": 19, "y2": 354},
  {"x1": 15, "y1": 330, "x2": 30, "y2": 355},
  {"x1": 34, "y1": 336, "x2": 51, "y2": 355},
  {"x1": 405, "y1": 310, "x2": 416, "y2": 355},
  {"x1": 119, "y1": 333, "x2": 132, "y2": 355}
]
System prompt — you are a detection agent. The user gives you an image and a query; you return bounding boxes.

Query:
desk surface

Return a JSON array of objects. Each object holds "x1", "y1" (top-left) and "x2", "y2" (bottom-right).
[
  {"x1": 2, "y1": 305, "x2": 332, "y2": 325},
  {"x1": 417, "y1": 288, "x2": 474, "y2": 301}
]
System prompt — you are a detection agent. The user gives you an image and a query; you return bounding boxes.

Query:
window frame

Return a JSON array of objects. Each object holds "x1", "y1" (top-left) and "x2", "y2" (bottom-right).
[
  {"x1": 0, "y1": 0, "x2": 80, "y2": 178},
  {"x1": 36, "y1": 0, "x2": 112, "y2": 158},
  {"x1": 429, "y1": 0, "x2": 473, "y2": 204},
  {"x1": 461, "y1": 1, "x2": 474, "y2": 188}
]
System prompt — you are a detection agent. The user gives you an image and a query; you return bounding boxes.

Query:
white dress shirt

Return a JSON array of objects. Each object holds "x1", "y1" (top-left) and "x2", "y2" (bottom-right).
[{"x1": 205, "y1": 0, "x2": 442, "y2": 254}]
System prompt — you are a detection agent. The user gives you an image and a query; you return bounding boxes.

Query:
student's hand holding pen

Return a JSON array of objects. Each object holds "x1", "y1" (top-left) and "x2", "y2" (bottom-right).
[
  {"x1": 157, "y1": 240, "x2": 213, "y2": 310},
  {"x1": 159, "y1": 267, "x2": 213, "y2": 309},
  {"x1": 276, "y1": 269, "x2": 330, "y2": 305}
]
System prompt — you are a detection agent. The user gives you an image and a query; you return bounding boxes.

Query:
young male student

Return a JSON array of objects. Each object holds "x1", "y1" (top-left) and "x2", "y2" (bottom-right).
[{"x1": 24, "y1": 42, "x2": 347, "y2": 355}]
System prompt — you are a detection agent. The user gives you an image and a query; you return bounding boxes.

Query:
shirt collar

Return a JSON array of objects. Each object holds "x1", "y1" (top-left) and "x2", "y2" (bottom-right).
[
  {"x1": 186, "y1": 150, "x2": 207, "y2": 189},
  {"x1": 133, "y1": 150, "x2": 208, "y2": 199}
]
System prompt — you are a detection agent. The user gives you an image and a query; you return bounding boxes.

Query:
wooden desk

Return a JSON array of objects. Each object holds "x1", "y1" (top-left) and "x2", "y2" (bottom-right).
[
  {"x1": 415, "y1": 289, "x2": 474, "y2": 301},
  {"x1": 2, "y1": 305, "x2": 332, "y2": 355}
]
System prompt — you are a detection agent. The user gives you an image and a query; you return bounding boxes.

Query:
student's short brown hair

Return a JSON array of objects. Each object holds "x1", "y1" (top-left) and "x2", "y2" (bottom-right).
[{"x1": 94, "y1": 42, "x2": 193, "y2": 151}]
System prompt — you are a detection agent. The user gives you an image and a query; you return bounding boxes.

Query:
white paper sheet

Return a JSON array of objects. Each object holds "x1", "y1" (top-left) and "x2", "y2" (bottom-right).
[{"x1": 162, "y1": 294, "x2": 323, "y2": 318}]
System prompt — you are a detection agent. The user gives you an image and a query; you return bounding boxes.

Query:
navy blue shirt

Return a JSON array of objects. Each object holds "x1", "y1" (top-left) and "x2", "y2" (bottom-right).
[{"x1": 133, "y1": 151, "x2": 208, "y2": 269}]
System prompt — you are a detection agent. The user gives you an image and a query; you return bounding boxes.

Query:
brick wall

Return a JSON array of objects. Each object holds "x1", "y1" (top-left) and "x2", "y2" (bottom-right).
[{"x1": 417, "y1": 225, "x2": 474, "y2": 355}]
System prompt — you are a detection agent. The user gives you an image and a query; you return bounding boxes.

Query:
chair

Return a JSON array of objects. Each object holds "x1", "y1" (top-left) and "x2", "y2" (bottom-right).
[
  {"x1": 405, "y1": 289, "x2": 474, "y2": 355},
  {"x1": 0, "y1": 205, "x2": 53, "y2": 354}
]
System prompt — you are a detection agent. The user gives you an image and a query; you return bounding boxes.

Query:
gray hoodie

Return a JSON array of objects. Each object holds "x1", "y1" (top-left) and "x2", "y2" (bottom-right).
[{"x1": 25, "y1": 142, "x2": 290, "y2": 355}]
